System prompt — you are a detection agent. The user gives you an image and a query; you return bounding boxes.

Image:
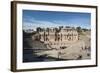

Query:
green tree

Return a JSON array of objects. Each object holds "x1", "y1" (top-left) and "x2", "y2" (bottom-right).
[
  {"x1": 59, "y1": 26, "x2": 63, "y2": 31},
  {"x1": 46, "y1": 28, "x2": 49, "y2": 32},
  {"x1": 36, "y1": 27, "x2": 41, "y2": 32},
  {"x1": 76, "y1": 26, "x2": 82, "y2": 33}
]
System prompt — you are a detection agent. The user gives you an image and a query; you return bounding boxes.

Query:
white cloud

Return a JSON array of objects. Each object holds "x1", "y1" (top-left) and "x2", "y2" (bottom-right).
[
  {"x1": 23, "y1": 17, "x2": 64, "y2": 30},
  {"x1": 23, "y1": 16, "x2": 90, "y2": 31}
]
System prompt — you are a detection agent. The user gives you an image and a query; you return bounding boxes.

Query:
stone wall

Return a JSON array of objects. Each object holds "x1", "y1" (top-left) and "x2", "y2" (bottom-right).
[{"x1": 33, "y1": 27, "x2": 79, "y2": 49}]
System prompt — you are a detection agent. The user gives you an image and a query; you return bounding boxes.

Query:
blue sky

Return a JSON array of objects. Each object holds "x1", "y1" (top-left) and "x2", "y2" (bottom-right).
[{"x1": 22, "y1": 10, "x2": 91, "y2": 30}]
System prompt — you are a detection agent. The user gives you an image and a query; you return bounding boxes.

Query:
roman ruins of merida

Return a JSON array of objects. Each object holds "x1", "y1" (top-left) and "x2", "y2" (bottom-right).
[{"x1": 32, "y1": 27, "x2": 79, "y2": 49}]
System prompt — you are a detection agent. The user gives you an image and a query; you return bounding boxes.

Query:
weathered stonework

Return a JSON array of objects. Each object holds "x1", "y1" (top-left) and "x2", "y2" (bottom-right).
[{"x1": 33, "y1": 27, "x2": 79, "y2": 49}]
